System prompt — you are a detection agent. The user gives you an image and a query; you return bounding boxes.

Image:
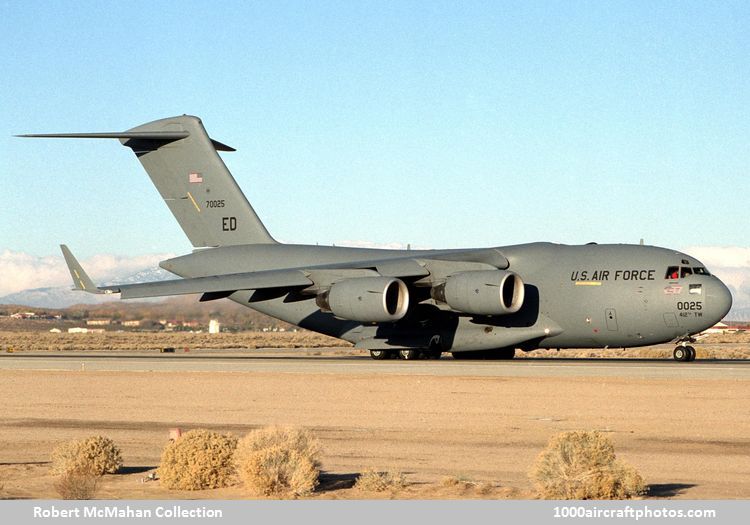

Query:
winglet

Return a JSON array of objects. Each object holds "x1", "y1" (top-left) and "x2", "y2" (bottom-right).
[{"x1": 59, "y1": 245, "x2": 105, "y2": 294}]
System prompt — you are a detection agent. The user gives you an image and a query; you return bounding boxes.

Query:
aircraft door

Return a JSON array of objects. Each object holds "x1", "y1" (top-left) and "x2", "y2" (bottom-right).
[{"x1": 605, "y1": 308, "x2": 618, "y2": 331}]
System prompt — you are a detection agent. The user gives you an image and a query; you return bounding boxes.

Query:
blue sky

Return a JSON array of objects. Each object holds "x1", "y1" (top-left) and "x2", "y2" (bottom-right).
[{"x1": 2, "y1": 1, "x2": 749, "y2": 259}]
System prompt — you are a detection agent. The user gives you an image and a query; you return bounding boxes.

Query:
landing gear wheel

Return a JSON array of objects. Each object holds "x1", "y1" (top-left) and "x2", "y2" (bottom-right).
[
  {"x1": 496, "y1": 348, "x2": 516, "y2": 360},
  {"x1": 685, "y1": 346, "x2": 696, "y2": 362},
  {"x1": 398, "y1": 349, "x2": 421, "y2": 360},
  {"x1": 673, "y1": 347, "x2": 689, "y2": 362},
  {"x1": 370, "y1": 349, "x2": 390, "y2": 360}
]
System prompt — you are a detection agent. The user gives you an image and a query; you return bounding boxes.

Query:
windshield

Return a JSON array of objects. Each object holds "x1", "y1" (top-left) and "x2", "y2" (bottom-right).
[{"x1": 665, "y1": 266, "x2": 710, "y2": 279}]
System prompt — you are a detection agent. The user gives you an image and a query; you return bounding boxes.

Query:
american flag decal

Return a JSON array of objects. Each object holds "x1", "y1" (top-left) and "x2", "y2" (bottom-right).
[{"x1": 189, "y1": 172, "x2": 203, "y2": 183}]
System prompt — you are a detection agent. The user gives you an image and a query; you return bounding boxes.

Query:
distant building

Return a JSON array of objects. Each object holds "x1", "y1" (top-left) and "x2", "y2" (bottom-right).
[
  {"x1": 68, "y1": 327, "x2": 105, "y2": 334},
  {"x1": 49, "y1": 328, "x2": 62, "y2": 333},
  {"x1": 208, "y1": 319, "x2": 221, "y2": 334},
  {"x1": 121, "y1": 320, "x2": 141, "y2": 327},
  {"x1": 703, "y1": 322, "x2": 734, "y2": 334},
  {"x1": 86, "y1": 319, "x2": 111, "y2": 326},
  {"x1": 11, "y1": 312, "x2": 38, "y2": 319}
]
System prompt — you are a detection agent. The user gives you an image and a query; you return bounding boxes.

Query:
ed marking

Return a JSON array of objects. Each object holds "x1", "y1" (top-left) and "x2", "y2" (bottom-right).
[{"x1": 222, "y1": 217, "x2": 237, "y2": 231}]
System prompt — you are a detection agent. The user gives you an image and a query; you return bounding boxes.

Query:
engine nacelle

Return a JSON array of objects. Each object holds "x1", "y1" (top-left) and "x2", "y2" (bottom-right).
[
  {"x1": 432, "y1": 270, "x2": 524, "y2": 315},
  {"x1": 316, "y1": 277, "x2": 409, "y2": 322}
]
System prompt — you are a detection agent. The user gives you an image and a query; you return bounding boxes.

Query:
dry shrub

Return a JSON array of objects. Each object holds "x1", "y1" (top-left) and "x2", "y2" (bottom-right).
[
  {"x1": 158, "y1": 429, "x2": 238, "y2": 490},
  {"x1": 477, "y1": 482, "x2": 494, "y2": 495},
  {"x1": 440, "y1": 475, "x2": 474, "y2": 490},
  {"x1": 441, "y1": 475, "x2": 461, "y2": 487},
  {"x1": 50, "y1": 436, "x2": 122, "y2": 476},
  {"x1": 440, "y1": 475, "x2": 493, "y2": 495},
  {"x1": 54, "y1": 470, "x2": 99, "y2": 499},
  {"x1": 531, "y1": 430, "x2": 645, "y2": 499},
  {"x1": 354, "y1": 469, "x2": 406, "y2": 492},
  {"x1": 234, "y1": 426, "x2": 321, "y2": 497}
]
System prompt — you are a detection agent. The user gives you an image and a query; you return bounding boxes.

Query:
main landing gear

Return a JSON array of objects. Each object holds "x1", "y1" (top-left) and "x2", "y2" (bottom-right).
[
  {"x1": 368, "y1": 349, "x2": 443, "y2": 360},
  {"x1": 673, "y1": 345, "x2": 696, "y2": 362}
]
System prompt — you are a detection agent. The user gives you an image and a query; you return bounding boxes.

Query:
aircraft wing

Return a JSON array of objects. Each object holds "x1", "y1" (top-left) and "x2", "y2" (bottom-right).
[
  {"x1": 105, "y1": 270, "x2": 313, "y2": 300},
  {"x1": 60, "y1": 245, "x2": 509, "y2": 300},
  {"x1": 60, "y1": 245, "x2": 312, "y2": 300}
]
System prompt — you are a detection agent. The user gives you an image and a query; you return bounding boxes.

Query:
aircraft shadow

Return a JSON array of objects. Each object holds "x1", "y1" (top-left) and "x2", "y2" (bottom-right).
[
  {"x1": 647, "y1": 483, "x2": 696, "y2": 497},
  {"x1": 514, "y1": 357, "x2": 750, "y2": 364},
  {"x1": 316, "y1": 472, "x2": 360, "y2": 492},
  {"x1": 4, "y1": 354, "x2": 750, "y2": 365},
  {"x1": 117, "y1": 466, "x2": 156, "y2": 475}
]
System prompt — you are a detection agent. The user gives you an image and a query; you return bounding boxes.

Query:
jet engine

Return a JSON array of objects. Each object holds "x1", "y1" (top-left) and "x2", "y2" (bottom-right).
[
  {"x1": 316, "y1": 277, "x2": 410, "y2": 322},
  {"x1": 431, "y1": 270, "x2": 524, "y2": 315}
]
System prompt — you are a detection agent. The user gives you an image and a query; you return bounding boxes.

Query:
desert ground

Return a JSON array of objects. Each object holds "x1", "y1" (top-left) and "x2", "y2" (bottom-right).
[
  {"x1": 0, "y1": 332, "x2": 749, "y2": 500},
  {"x1": 1, "y1": 330, "x2": 749, "y2": 358}
]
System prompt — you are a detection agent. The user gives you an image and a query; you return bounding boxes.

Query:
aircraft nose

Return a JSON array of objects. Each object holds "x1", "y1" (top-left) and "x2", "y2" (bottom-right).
[{"x1": 707, "y1": 277, "x2": 733, "y2": 323}]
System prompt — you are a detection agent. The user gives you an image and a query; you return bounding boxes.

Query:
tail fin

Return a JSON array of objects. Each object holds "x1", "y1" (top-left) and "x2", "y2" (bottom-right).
[{"x1": 22, "y1": 115, "x2": 276, "y2": 247}]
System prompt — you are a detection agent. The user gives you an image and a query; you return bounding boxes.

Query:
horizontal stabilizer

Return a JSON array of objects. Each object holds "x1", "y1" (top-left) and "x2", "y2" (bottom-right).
[
  {"x1": 17, "y1": 130, "x2": 235, "y2": 152},
  {"x1": 17, "y1": 131, "x2": 189, "y2": 140},
  {"x1": 210, "y1": 139, "x2": 236, "y2": 152}
]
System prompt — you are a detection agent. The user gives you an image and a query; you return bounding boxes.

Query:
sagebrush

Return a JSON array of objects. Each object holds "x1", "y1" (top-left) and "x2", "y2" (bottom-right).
[
  {"x1": 54, "y1": 470, "x2": 99, "y2": 500},
  {"x1": 530, "y1": 430, "x2": 646, "y2": 499},
  {"x1": 354, "y1": 468, "x2": 406, "y2": 492},
  {"x1": 50, "y1": 436, "x2": 122, "y2": 476},
  {"x1": 234, "y1": 426, "x2": 321, "y2": 497},
  {"x1": 158, "y1": 429, "x2": 238, "y2": 490}
]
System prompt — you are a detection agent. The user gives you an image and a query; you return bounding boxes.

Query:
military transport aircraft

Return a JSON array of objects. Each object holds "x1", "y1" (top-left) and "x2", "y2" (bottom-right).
[{"x1": 20, "y1": 116, "x2": 732, "y2": 362}]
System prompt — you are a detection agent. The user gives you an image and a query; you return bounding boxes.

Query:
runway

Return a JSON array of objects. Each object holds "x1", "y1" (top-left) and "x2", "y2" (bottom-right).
[
  {"x1": 1, "y1": 348, "x2": 749, "y2": 500},
  {"x1": 1, "y1": 351, "x2": 749, "y2": 379}
]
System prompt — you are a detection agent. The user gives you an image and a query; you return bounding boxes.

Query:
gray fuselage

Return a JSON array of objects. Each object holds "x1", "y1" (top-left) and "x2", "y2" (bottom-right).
[{"x1": 160, "y1": 242, "x2": 732, "y2": 353}]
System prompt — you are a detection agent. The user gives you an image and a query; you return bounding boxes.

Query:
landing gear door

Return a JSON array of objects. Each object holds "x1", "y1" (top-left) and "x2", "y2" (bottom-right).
[{"x1": 605, "y1": 308, "x2": 618, "y2": 331}]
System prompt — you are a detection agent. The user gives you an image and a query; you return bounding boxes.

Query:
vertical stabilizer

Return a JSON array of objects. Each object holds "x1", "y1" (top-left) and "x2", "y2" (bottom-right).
[{"x1": 122, "y1": 115, "x2": 276, "y2": 247}]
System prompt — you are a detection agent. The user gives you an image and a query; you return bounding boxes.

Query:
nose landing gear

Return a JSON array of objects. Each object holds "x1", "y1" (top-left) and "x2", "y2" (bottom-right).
[{"x1": 673, "y1": 345, "x2": 696, "y2": 362}]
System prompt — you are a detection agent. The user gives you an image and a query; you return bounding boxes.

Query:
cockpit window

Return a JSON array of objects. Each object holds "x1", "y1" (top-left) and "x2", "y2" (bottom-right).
[{"x1": 666, "y1": 266, "x2": 707, "y2": 279}]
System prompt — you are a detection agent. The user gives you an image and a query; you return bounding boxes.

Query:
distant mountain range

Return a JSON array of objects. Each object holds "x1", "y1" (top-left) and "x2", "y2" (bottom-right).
[{"x1": 0, "y1": 267, "x2": 175, "y2": 308}]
